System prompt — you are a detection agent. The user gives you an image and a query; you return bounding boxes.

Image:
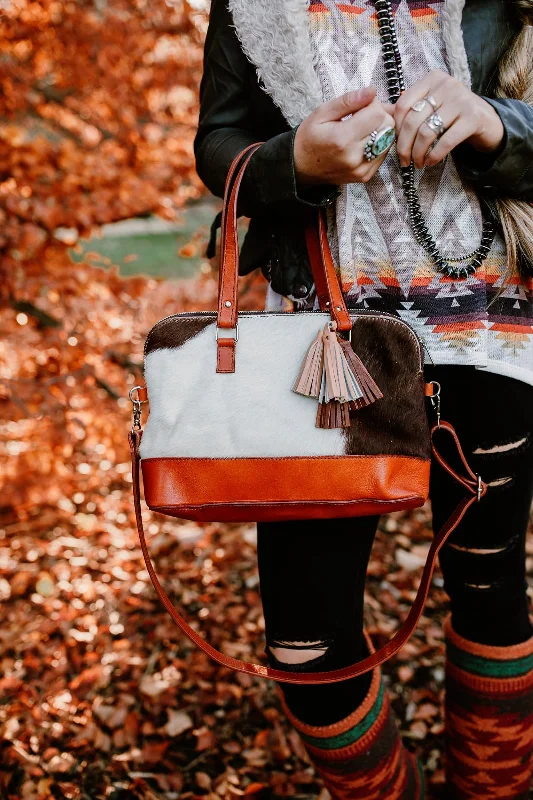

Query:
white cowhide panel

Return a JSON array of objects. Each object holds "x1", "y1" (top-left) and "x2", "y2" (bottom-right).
[{"x1": 139, "y1": 313, "x2": 347, "y2": 459}]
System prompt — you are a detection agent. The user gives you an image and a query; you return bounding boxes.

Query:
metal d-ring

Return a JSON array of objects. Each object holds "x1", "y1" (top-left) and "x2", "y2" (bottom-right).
[{"x1": 129, "y1": 386, "x2": 147, "y2": 404}]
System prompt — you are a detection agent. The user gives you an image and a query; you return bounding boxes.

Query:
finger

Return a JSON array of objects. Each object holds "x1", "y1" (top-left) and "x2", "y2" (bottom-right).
[
  {"x1": 393, "y1": 70, "x2": 447, "y2": 132},
  {"x1": 411, "y1": 108, "x2": 460, "y2": 168},
  {"x1": 396, "y1": 95, "x2": 446, "y2": 167},
  {"x1": 315, "y1": 85, "x2": 377, "y2": 123},
  {"x1": 358, "y1": 148, "x2": 390, "y2": 182},
  {"x1": 423, "y1": 117, "x2": 479, "y2": 167},
  {"x1": 396, "y1": 106, "x2": 433, "y2": 168},
  {"x1": 343, "y1": 104, "x2": 395, "y2": 145},
  {"x1": 366, "y1": 145, "x2": 391, "y2": 174},
  {"x1": 346, "y1": 132, "x2": 393, "y2": 183}
]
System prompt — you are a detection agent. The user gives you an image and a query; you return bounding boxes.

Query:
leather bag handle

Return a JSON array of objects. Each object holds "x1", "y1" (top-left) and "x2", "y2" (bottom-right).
[
  {"x1": 129, "y1": 421, "x2": 487, "y2": 685},
  {"x1": 216, "y1": 145, "x2": 352, "y2": 335},
  {"x1": 305, "y1": 210, "x2": 346, "y2": 315},
  {"x1": 216, "y1": 142, "x2": 263, "y2": 333}
]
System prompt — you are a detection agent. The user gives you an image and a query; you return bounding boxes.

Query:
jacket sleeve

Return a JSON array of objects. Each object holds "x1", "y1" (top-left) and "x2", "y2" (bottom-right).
[
  {"x1": 452, "y1": 97, "x2": 533, "y2": 200},
  {"x1": 193, "y1": 0, "x2": 339, "y2": 222}
]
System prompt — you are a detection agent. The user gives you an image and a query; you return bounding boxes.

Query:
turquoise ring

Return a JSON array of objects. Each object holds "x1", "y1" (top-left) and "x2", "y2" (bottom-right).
[{"x1": 364, "y1": 125, "x2": 396, "y2": 161}]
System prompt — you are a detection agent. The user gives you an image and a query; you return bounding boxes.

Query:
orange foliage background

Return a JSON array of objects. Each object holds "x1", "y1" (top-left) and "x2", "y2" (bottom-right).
[
  {"x1": 1, "y1": 0, "x2": 207, "y2": 513},
  {"x1": 2, "y1": 3, "x2": 529, "y2": 800}
]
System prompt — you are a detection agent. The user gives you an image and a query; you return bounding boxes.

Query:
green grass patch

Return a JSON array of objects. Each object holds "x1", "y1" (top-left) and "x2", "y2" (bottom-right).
[{"x1": 71, "y1": 198, "x2": 221, "y2": 279}]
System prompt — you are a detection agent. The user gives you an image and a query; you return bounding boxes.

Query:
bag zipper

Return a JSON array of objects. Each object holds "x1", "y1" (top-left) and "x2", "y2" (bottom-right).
[{"x1": 143, "y1": 309, "x2": 424, "y2": 368}]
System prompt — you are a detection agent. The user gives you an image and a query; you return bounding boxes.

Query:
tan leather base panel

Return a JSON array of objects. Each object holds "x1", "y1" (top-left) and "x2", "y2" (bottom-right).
[
  {"x1": 141, "y1": 455, "x2": 430, "y2": 523},
  {"x1": 150, "y1": 497, "x2": 426, "y2": 522}
]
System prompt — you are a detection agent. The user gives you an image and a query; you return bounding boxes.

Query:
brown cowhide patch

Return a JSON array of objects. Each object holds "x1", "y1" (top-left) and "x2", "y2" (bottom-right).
[
  {"x1": 343, "y1": 316, "x2": 431, "y2": 460},
  {"x1": 144, "y1": 315, "x2": 215, "y2": 354}
]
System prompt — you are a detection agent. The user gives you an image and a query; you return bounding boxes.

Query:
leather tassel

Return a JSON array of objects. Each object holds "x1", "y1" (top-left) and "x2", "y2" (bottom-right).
[
  {"x1": 293, "y1": 329, "x2": 324, "y2": 398},
  {"x1": 316, "y1": 324, "x2": 358, "y2": 429},
  {"x1": 340, "y1": 339, "x2": 383, "y2": 408},
  {"x1": 294, "y1": 322, "x2": 383, "y2": 429}
]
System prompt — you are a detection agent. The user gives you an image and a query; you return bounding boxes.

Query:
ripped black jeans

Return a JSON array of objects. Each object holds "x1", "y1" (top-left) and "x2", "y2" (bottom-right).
[{"x1": 257, "y1": 366, "x2": 533, "y2": 726}]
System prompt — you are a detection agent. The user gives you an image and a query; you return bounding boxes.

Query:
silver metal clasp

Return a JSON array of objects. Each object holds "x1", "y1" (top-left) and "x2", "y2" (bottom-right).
[
  {"x1": 129, "y1": 385, "x2": 147, "y2": 432},
  {"x1": 429, "y1": 380, "x2": 441, "y2": 428},
  {"x1": 476, "y1": 474, "x2": 484, "y2": 502}
]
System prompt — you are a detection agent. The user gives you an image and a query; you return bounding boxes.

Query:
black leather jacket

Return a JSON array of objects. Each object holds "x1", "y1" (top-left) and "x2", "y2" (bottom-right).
[{"x1": 194, "y1": 0, "x2": 533, "y2": 299}]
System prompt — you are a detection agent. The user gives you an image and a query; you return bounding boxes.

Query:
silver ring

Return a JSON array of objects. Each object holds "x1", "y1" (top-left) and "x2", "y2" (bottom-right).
[
  {"x1": 425, "y1": 94, "x2": 440, "y2": 111},
  {"x1": 425, "y1": 137, "x2": 440, "y2": 156},
  {"x1": 425, "y1": 112, "x2": 446, "y2": 137},
  {"x1": 364, "y1": 125, "x2": 396, "y2": 161},
  {"x1": 411, "y1": 99, "x2": 428, "y2": 113}
]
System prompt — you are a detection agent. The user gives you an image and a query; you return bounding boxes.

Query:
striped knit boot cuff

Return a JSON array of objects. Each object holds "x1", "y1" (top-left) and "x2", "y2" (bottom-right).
[
  {"x1": 444, "y1": 615, "x2": 533, "y2": 800},
  {"x1": 279, "y1": 652, "x2": 424, "y2": 800}
]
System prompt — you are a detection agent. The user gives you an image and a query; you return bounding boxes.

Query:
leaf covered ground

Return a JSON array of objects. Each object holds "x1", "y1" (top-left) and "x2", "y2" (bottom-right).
[
  {"x1": 2, "y1": 264, "x2": 532, "y2": 800},
  {"x1": 2, "y1": 2, "x2": 532, "y2": 797},
  {"x1": 0, "y1": 455, "x2": 485, "y2": 799}
]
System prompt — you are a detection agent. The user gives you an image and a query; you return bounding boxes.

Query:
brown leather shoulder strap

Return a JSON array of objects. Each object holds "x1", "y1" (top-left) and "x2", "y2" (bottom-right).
[
  {"x1": 129, "y1": 422, "x2": 487, "y2": 685},
  {"x1": 217, "y1": 147, "x2": 352, "y2": 335},
  {"x1": 217, "y1": 144, "x2": 264, "y2": 332},
  {"x1": 304, "y1": 211, "x2": 352, "y2": 332},
  {"x1": 305, "y1": 216, "x2": 329, "y2": 313}
]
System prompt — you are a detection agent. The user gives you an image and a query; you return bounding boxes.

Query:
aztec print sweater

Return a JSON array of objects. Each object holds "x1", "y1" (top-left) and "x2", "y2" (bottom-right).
[{"x1": 300, "y1": 0, "x2": 533, "y2": 386}]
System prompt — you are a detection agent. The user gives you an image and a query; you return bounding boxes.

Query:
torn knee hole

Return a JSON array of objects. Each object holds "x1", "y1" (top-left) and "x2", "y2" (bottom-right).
[
  {"x1": 473, "y1": 435, "x2": 529, "y2": 456},
  {"x1": 463, "y1": 582, "x2": 493, "y2": 590},
  {"x1": 449, "y1": 543, "x2": 508, "y2": 555},
  {"x1": 268, "y1": 639, "x2": 329, "y2": 665},
  {"x1": 487, "y1": 476, "x2": 513, "y2": 488}
]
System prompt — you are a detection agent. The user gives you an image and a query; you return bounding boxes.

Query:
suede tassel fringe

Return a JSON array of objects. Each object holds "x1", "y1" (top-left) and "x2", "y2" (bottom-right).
[{"x1": 293, "y1": 322, "x2": 383, "y2": 429}]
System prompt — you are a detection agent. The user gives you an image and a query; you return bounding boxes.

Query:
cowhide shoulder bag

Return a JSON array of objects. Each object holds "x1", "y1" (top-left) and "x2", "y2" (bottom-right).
[{"x1": 128, "y1": 143, "x2": 487, "y2": 685}]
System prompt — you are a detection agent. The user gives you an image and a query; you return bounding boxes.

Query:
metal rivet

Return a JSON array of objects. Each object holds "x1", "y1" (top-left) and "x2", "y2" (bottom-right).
[
  {"x1": 336, "y1": 306, "x2": 341, "y2": 311},
  {"x1": 224, "y1": 301, "x2": 232, "y2": 308}
]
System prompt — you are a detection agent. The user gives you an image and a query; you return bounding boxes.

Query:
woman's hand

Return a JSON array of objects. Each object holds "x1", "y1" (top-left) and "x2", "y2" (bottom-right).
[
  {"x1": 293, "y1": 86, "x2": 396, "y2": 186},
  {"x1": 392, "y1": 69, "x2": 505, "y2": 169}
]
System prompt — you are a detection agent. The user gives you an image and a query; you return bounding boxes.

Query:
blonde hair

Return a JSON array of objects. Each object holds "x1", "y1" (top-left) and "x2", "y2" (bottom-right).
[{"x1": 492, "y1": 1, "x2": 533, "y2": 280}]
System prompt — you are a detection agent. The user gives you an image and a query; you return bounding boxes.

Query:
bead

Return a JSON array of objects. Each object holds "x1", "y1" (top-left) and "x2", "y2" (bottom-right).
[{"x1": 371, "y1": 0, "x2": 494, "y2": 278}]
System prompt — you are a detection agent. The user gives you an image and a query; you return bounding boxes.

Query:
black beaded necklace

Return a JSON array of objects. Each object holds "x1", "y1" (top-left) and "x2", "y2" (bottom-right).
[{"x1": 373, "y1": 0, "x2": 495, "y2": 279}]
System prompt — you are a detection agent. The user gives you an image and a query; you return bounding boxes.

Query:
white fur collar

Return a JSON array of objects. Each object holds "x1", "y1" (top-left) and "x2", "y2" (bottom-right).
[
  {"x1": 227, "y1": 0, "x2": 471, "y2": 126},
  {"x1": 227, "y1": 0, "x2": 323, "y2": 127}
]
